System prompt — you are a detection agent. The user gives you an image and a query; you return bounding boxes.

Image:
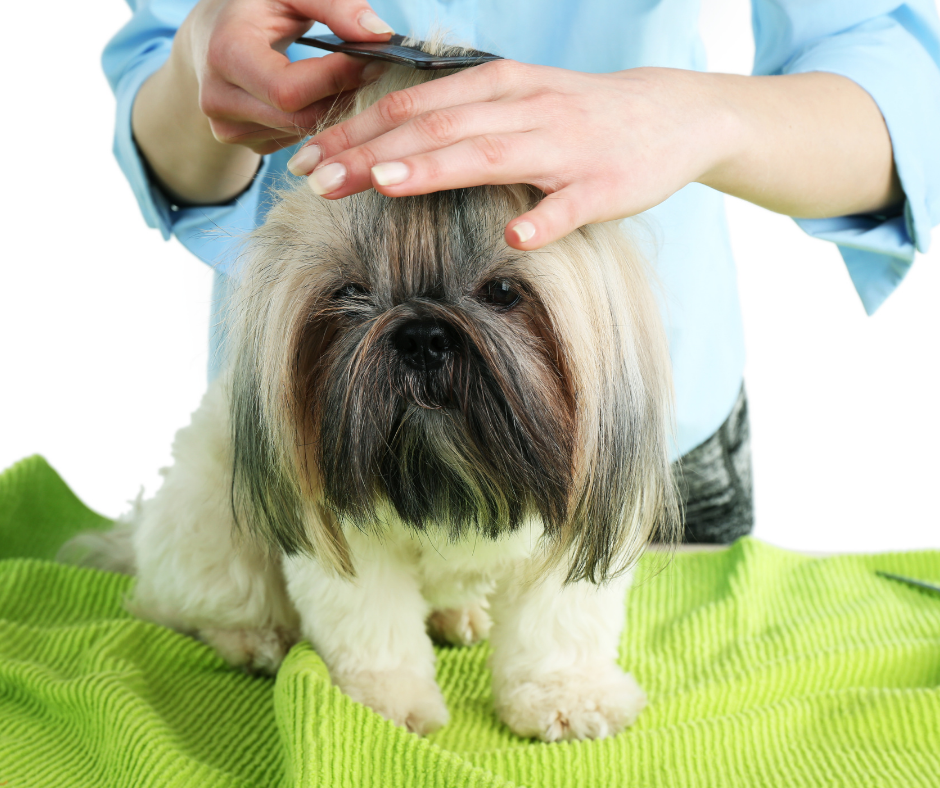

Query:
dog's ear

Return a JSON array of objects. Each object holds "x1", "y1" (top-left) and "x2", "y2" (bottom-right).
[
  {"x1": 528, "y1": 222, "x2": 681, "y2": 583},
  {"x1": 561, "y1": 363, "x2": 680, "y2": 583},
  {"x1": 226, "y1": 188, "x2": 356, "y2": 577},
  {"x1": 229, "y1": 353, "x2": 355, "y2": 577}
]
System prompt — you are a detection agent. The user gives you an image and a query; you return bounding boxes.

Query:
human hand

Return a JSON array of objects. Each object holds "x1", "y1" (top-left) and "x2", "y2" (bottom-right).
[
  {"x1": 291, "y1": 61, "x2": 900, "y2": 249},
  {"x1": 173, "y1": 0, "x2": 396, "y2": 155},
  {"x1": 290, "y1": 62, "x2": 736, "y2": 249}
]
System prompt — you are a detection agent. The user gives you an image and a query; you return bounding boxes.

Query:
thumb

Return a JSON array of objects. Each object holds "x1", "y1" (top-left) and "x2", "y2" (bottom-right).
[{"x1": 291, "y1": 1, "x2": 395, "y2": 41}]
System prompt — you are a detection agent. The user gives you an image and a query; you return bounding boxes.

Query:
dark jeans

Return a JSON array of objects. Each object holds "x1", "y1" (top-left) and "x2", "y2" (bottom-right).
[{"x1": 673, "y1": 385, "x2": 754, "y2": 544}]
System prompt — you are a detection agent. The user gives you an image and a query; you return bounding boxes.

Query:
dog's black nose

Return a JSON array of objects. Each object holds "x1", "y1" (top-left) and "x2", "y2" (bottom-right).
[{"x1": 392, "y1": 320, "x2": 458, "y2": 371}]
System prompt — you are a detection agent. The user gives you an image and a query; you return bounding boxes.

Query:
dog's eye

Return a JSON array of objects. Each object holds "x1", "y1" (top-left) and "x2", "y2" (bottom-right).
[
  {"x1": 478, "y1": 279, "x2": 521, "y2": 310},
  {"x1": 333, "y1": 283, "x2": 369, "y2": 300}
]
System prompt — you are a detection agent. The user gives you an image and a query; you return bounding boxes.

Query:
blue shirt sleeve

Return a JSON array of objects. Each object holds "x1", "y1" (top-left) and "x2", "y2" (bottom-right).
[
  {"x1": 752, "y1": 0, "x2": 940, "y2": 314},
  {"x1": 103, "y1": 0, "x2": 281, "y2": 272}
]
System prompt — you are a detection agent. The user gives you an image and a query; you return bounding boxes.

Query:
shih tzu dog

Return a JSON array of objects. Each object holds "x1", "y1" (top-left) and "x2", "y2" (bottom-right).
[{"x1": 67, "y1": 41, "x2": 679, "y2": 742}]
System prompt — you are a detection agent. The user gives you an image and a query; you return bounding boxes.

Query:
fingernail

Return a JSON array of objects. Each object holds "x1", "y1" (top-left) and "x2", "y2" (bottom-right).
[
  {"x1": 512, "y1": 221, "x2": 536, "y2": 244},
  {"x1": 371, "y1": 162, "x2": 410, "y2": 186},
  {"x1": 287, "y1": 144, "x2": 321, "y2": 176},
  {"x1": 308, "y1": 163, "x2": 347, "y2": 195},
  {"x1": 361, "y1": 60, "x2": 389, "y2": 84},
  {"x1": 359, "y1": 10, "x2": 394, "y2": 35}
]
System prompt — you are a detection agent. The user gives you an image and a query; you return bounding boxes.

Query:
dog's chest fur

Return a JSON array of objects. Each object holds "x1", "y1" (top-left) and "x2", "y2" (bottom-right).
[{"x1": 345, "y1": 512, "x2": 545, "y2": 611}]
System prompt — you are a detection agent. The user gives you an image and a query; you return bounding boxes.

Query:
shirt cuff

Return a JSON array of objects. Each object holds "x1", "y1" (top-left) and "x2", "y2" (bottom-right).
[
  {"x1": 780, "y1": 16, "x2": 940, "y2": 314},
  {"x1": 111, "y1": 44, "x2": 175, "y2": 240}
]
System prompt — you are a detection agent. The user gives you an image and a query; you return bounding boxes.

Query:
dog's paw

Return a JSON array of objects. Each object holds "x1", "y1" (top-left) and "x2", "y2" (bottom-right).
[
  {"x1": 494, "y1": 663, "x2": 646, "y2": 742},
  {"x1": 427, "y1": 603, "x2": 492, "y2": 647},
  {"x1": 198, "y1": 626, "x2": 298, "y2": 675},
  {"x1": 333, "y1": 667, "x2": 450, "y2": 735}
]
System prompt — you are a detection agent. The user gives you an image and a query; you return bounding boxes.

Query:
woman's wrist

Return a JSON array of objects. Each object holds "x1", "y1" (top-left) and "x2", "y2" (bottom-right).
[{"x1": 684, "y1": 72, "x2": 748, "y2": 194}]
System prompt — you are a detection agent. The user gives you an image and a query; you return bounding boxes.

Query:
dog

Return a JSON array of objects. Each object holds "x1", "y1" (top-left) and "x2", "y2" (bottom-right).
[{"x1": 65, "y1": 40, "x2": 679, "y2": 742}]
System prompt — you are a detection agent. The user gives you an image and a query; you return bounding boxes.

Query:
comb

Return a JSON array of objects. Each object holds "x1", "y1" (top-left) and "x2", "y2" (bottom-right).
[{"x1": 295, "y1": 34, "x2": 502, "y2": 70}]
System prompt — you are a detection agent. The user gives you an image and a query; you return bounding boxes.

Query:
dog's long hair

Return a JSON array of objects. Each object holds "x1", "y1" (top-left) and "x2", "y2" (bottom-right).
[{"x1": 227, "y1": 42, "x2": 679, "y2": 582}]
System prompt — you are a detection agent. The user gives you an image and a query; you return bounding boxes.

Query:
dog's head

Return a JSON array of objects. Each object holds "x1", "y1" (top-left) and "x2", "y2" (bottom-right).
[{"x1": 227, "y1": 43, "x2": 679, "y2": 582}]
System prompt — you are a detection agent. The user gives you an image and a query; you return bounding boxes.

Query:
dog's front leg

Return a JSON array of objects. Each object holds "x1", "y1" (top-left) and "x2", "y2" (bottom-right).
[
  {"x1": 282, "y1": 538, "x2": 449, "y2": 735},
  {"x1": 488, "y1": 564, "x2": 646, "y2": 742}
]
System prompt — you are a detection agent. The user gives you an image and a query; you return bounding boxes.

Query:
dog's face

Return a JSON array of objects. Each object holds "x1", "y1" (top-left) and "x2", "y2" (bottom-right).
[
  {"x1": 304, "y1": 186, "x2": 576, "y2": 543},
  {"x1": 228, "y1": 61, "x2": 678, "y2": 583}
]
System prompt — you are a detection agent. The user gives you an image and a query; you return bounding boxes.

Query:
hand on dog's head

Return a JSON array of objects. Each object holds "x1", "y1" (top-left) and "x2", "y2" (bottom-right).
[{"x1": 227, "y1": 39, "x2": 679, "y2": 584}]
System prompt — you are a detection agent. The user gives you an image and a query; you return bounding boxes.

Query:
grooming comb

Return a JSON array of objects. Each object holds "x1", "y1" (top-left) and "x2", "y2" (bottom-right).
[{"x1": 295, "y1": 34, "x2": 502, "y2": 70}]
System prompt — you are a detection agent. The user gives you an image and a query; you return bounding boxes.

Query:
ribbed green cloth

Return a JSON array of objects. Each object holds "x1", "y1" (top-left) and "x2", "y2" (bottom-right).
[{"x1": 1, "y1": 455, "x2": 938, "y2": 787}]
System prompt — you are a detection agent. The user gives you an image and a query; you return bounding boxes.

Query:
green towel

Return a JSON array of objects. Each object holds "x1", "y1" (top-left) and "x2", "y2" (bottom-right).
[{"x1": 1, "y1": 454, "x2": 938, "y2": 787}]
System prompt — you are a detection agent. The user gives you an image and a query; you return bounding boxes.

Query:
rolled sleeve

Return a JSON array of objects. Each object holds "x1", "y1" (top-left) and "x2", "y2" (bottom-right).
[
  {"x1": 103, "y1": 0, "x2": 285, "y2": 273},
  {"x1": 753, "y1": 2, "x2": 940, "y2": 314},
  {"x1": 110, "y1": 45, "x2": 174, "y2": 239},
  {"x1": 104, "y1": 1, "x2": 187, "y2": 240}
]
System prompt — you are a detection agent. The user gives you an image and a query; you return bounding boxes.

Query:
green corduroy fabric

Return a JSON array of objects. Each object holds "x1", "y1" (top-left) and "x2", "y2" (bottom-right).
[{"x1": 1, "y1": 454, "x2": 938, "y2": 787}]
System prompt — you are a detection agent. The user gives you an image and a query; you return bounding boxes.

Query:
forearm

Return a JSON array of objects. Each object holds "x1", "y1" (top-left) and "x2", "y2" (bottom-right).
[
  {"x1": 699, "y1": 71, "x2": 902, "y2": 219},
  {"x1": 132, "y1": 36, "x2": 261, "y2": 206}
]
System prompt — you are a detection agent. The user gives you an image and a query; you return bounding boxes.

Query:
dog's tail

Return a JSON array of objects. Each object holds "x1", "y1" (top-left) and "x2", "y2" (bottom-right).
[{"x1": 56, "y1": 493, "x2": 141, "y2": 576}]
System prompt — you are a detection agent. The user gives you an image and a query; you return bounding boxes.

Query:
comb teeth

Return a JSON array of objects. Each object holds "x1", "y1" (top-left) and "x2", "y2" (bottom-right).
[{"x1": 295, "y1": 34, "x2": 502, "y2": 70}]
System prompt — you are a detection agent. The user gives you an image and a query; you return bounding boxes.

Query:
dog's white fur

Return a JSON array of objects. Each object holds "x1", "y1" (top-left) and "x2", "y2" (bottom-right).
[{"x1": 118, "y1": 376, "x2": 646, "y2": 738}]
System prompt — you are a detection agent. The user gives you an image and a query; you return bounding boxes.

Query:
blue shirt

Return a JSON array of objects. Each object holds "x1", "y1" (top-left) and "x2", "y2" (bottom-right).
[{"x1": 104, "y1": 0, "x2": 940, "y2": 458}]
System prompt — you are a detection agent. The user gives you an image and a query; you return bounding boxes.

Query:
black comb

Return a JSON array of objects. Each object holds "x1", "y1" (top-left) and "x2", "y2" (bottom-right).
[{"x1": 295, "y1": 34, "x2": 502, "y2": 70}]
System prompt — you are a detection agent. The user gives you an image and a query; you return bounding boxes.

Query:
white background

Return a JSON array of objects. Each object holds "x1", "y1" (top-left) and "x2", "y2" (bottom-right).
[{"x1": 1, "y1": 1, "x2": 937, "y2": 552}]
